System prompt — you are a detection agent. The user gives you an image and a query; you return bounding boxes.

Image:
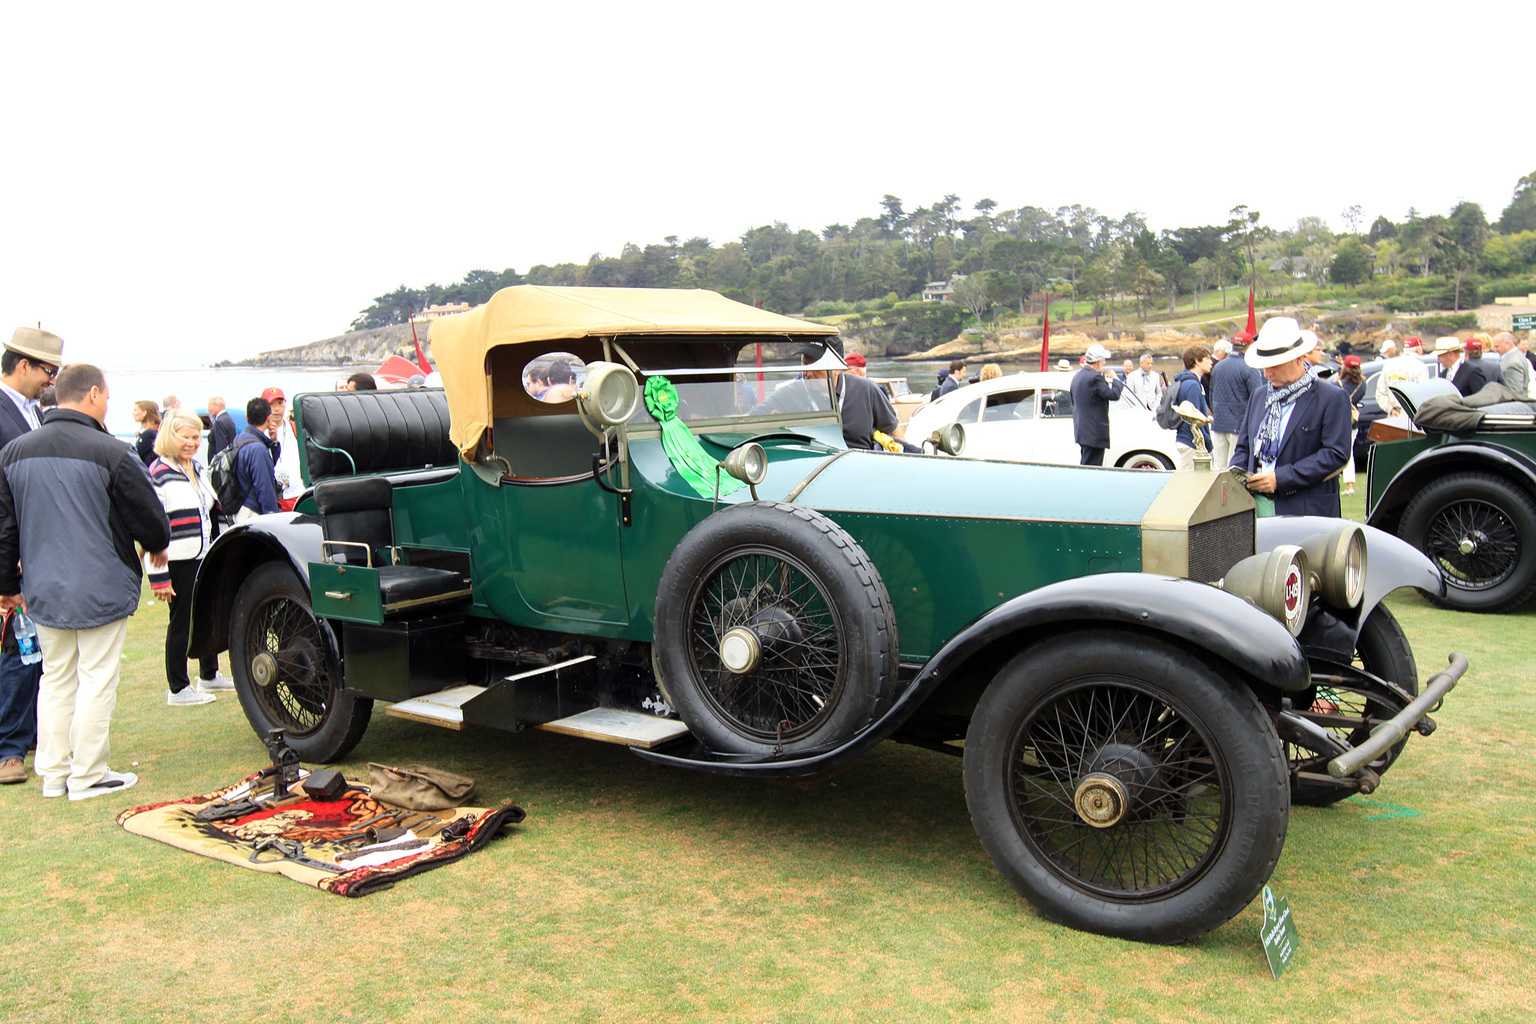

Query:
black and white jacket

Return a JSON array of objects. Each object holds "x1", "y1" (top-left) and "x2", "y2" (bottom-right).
[{"x1": 142, "y1": 456, "x2": 216, "y2": 587}]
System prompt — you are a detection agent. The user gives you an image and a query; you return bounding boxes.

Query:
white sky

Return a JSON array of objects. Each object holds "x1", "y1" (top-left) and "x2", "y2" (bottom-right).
[{"x1": 3, "y1": 1, "x2": 1530, "y2": 368}]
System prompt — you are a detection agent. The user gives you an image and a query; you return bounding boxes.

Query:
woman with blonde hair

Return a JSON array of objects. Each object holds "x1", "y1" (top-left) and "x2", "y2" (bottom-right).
[
  {"x1": 132, "y1": 401, "x2": 160, "y2": 467},
  {"x1": 978, "y1": 364, "x2": 1002, "y2": 382},
  {"x1": 144, "y1": 411, "x2": 233, "y2": 705}
]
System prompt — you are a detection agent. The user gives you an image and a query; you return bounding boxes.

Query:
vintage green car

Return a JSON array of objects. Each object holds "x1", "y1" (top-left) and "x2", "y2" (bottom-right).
[
  {"x1": 1367, "y1": 377, "x2": 1536, "y2": 612},
  {"x1": 190, "y1": 286, "x2": 1464, "y2": 944}
]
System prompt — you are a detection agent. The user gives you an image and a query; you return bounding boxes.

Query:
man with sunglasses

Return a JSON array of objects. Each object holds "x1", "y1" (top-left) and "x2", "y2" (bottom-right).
[{"x1": 0, "y1": 328, "x2": 63, "y2": 786}]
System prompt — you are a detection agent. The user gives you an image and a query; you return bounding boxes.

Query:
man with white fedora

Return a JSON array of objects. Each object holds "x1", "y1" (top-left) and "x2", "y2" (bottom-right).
[
  {"x1": 1069, "y1": 342, "x2": 1123, "y2": 466},
  {"x1": 1230, "y1": 317, "x2": 1352, "y2": 517},
  {"x1": 1435, "y1": 336, "x2": 1487, "y2": 397},
  {"x1": 0, "y1": 328, "x2": 63, "y2": 785}
]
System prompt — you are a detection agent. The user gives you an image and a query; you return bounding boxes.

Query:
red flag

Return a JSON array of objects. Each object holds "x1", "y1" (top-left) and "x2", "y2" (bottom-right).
[
  {"x1": 1039, "y1": 293, "x2": 1051, "y2": 372},
  {"x1": 1245, "y1": 289, "x2": 1257, "y2": 337},
  {"x1": 407, "y1": 311, "x2": 431, "y2": 374}
]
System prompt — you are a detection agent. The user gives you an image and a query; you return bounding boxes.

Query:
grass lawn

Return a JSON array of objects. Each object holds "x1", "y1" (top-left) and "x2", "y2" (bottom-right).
[{"x1": 3, "y1": 520, "x2": 1533, "y2": 1022}]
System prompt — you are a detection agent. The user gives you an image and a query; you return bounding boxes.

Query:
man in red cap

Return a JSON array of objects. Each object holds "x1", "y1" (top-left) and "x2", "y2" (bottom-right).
[
  {"x1": 844, "y1": 352, "x2": 868, "y2": 377},
  {"x1": 260, "y1": 387, "x2": 303, "y2": 510},
  {"x1": 1375, "y1": 336, "x2": 1426, "y2": 416}
]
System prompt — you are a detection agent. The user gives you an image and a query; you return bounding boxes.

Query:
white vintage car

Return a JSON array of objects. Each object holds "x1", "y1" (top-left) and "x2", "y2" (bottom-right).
[{"x1": 906, "y1": 371, "x2": 1180, "y2": 469}]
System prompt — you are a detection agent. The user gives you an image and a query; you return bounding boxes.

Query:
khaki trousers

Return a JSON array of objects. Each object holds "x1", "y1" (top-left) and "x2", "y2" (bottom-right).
[
  {"x1": 34, "y1": 619, "x2": 129, "y2": 794},
  {"x1": 1210, "y1": 432, "x2": 1237, "y2": 473}
]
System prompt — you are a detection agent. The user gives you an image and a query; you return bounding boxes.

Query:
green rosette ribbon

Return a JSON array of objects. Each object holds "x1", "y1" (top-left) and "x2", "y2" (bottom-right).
[{"x1": 643, "y1": 376, "x2": 743, "y2": 498}]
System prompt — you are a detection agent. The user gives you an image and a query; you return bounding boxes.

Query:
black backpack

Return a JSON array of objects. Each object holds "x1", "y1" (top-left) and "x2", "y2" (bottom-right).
[
  {"x1": 209, "y1": 434, "x2": 260, "y2": 516},
  {"x1": 1154, "y1": 382, "x2": 1183, "y2": 430}
]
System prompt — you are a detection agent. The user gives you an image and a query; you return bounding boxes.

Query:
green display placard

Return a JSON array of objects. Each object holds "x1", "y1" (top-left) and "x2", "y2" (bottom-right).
[
  {"x1": 1260, "y1": 885, "x2": 1301, "y2": 979},
  {"x1": 1512, "y1": 313, "x2": 1536, "y2": 331}
]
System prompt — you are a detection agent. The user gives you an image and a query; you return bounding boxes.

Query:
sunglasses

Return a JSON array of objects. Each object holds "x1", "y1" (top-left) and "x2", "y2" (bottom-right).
[{"x1": 35, "y1": 361, "x2": 59, "y2": 379}]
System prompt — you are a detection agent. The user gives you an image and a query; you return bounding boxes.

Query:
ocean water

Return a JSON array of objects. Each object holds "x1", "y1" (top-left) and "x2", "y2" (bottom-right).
[{"x1": 99, "y1": 364, "x2": 377, "y2": 438}]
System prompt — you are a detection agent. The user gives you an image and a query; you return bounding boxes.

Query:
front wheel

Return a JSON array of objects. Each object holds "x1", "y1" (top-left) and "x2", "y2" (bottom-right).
[
  {"x1": 964, "y1": 631, "x2": 1288, "y2": 944},
  {"x1": 1399, "y1": 471, "x2": 1536, "y2": 613},
  {"x1": 228, "y1": 562, "x2": 372, "y2": 762},
  {"x1": 1289, "y1": 604, "x2": 1419, "y2": 806}
]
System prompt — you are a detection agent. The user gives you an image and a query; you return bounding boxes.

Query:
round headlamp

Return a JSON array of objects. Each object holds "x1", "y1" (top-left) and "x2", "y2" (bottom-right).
[
  {"x1": 576, "y1": 362, "x2": 640, "y2": 426},
  {"x1": 722, "y1": 442, "x2": 768, "y2": 486},
  {"x1": 1302, "y1": 523, "x2": 1367, "y2": 609},
  {"x1": 1220, "y1": 544, "x2": 1311, "y2": 636},
  {"x1": 931, "y1": 422, "x2": 966, "y2": 456}
]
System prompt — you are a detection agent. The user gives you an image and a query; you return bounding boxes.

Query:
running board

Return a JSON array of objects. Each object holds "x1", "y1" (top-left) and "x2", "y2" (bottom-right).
[
  {"x1": 383, "y1": 685, "x2": 488, "y2": 730},
  {"x1": 537, "y1": 708, "x2": 690, "y2": 748}
]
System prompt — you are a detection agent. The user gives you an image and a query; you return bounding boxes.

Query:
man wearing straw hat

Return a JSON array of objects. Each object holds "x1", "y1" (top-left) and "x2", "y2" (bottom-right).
[{"x1": 1230, "y1": 317, "x2": 1352, "y2": 517}]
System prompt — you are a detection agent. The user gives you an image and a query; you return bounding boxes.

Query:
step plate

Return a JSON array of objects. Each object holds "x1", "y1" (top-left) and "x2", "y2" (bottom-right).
[
  {"x1": 537, "y1": 708, "x2": 690, "y2": 748},
  {"x1": 383, "y1": 685, "x2": 488, "y2": 730}
]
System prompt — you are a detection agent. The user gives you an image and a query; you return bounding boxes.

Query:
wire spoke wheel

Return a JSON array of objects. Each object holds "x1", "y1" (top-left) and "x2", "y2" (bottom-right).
[
  {"x1": 1287, "y1": 604, "x2": 1417, "y2": 806},
  {"x1": 1006, "y1": 679, "x2": 1228, "y2": 899},
  {"x1": 1422, "y1": 498, "x2": 1518, "y2": 590},
  {"x1": 654, "y1": 502, "x2": 896, "y2": 756},
  {"x1": 686, "y1": 548, "x2": 844, "y2": 741},
  {"x1": 229, "y1": 562, "x2": 372, "y2": 762},
  {"x1": 248, "y1": 593, "x2": 333, "y2": 735},
  {"x1": 965, "y1": 631, "x2": 1286, "y2": 943}
]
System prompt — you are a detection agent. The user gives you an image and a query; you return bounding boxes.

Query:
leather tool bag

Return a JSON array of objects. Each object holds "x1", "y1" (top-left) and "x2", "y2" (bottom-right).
[{"x1": 367, "y1": 763, "x2": 476, "y2": 811}]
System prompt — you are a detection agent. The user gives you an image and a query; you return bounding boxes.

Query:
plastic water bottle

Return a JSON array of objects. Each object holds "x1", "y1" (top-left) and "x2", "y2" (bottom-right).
[{"x1": 13, "y1": 611, "x2": 41, "y2": 665}]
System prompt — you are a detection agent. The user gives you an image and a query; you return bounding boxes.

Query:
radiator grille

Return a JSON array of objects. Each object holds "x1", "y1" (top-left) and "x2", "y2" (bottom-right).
[{"x1": 1188, "y1": 510, "x2": 1255, "y2": 583}]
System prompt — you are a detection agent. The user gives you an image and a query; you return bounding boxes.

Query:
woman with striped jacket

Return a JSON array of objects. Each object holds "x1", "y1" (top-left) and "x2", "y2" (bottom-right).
[{"x1": 144, "y1": 411, "x2": 234, "y2": 706}]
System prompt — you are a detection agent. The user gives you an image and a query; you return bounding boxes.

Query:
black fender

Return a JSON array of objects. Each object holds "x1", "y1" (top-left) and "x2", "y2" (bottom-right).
[
  {"x1": 188, "y1": 512, "x2": 327, "y2": 660},
  {"x1": 632, "y1": 573, "x2": 1307, "y2": 778},
  {"x1": 1367, "y1": 441, "x2": 1536, "y2": 534}
]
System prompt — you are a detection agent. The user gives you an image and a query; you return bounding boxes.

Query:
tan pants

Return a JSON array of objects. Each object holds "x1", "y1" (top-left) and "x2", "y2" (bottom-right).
[
  {"x1": 33, "y1": 619, "x2": 129, "y2": 794},
  {"x1": 1210, "y1": 432, "x2": 1237, "y2": 473}
]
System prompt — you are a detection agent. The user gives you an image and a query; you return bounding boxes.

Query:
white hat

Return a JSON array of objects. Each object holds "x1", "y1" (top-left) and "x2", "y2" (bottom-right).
[
  {"x1": 1055, "y1": 358, "x2": 1071, "y2": 371},
  {"x1": 1245, "y1": 317, "x2": 1318, "y2": 369},
  {"x1": 1434, "y1": 336, "x2": 1462, "y2": 353},
  {"x1": 1084, "y1": 343, "x2": 1113, "y2": 364}
]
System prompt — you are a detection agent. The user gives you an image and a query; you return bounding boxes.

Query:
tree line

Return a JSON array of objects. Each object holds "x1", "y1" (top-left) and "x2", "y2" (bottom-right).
[{"x1": 349, "y1": 170, "x2": 1536, "y2": 332}]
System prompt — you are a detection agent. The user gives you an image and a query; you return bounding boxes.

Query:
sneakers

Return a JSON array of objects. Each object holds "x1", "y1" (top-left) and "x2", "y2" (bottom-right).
[
  {"x1": 168, "y1": 687, "x2": 216, "y2": 707},
  {"x1": 68, "y1": 769, "x2": 138, "y2": 802},
  {"x1": 196, "y1": 672, "x2": 235, "y2": 692},
  {"x1": 0, "y1": 757, "x2": 25, "y2": 784},
  {"x1": 42, "y1": 779, "x2": 65, "y2": 798}
]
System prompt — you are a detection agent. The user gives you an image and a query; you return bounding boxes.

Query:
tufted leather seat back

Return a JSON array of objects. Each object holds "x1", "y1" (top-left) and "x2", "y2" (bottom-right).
[{"x1": 297, "y1": 389, "x2": 456, "y2": 482}]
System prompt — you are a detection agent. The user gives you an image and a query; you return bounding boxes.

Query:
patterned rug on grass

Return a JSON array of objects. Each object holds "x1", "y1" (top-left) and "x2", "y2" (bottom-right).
[{"x1": 118, "y1": 773, "x2": 525, "y2": 897}]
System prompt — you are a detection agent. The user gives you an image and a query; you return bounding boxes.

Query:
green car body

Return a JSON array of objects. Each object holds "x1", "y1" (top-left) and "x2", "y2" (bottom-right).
[{"x1": 189, "y1": 286, "x2": 1462, "y2": 945}]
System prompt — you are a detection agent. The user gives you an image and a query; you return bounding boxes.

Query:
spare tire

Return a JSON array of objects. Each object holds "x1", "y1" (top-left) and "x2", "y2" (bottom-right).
[{"x1": 653, "y1": 501, "x2": 897, "y2": 756}]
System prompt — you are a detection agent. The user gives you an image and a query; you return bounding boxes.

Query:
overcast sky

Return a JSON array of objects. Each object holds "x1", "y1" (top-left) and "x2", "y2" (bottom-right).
[{"x1": 4, "y1": 2, "x2": 1529, "y2": 368}]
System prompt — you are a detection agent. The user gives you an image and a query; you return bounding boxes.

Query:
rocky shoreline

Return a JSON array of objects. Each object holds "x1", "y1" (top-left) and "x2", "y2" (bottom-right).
[{"x1": 216, "y1": 323, "x2": 431, "y2": 368}]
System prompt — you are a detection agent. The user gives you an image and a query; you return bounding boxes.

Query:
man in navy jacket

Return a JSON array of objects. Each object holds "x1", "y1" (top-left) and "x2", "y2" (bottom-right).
[
  {"x1": 1069, "y1": 343, "x2": 1123, "y2": 466},
  {"x1": 1231, "y1": 318, "x2": 1352, "y2": 517}
]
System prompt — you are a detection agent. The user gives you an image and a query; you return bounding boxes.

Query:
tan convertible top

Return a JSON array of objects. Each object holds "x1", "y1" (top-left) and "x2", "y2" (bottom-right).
[{"x1": 430, "y1": 286, "x2": 838, "y2": 458}]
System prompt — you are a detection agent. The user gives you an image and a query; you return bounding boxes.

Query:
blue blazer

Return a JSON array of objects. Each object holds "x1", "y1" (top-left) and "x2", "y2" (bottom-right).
[
  {"x1": 1070, "y1": 367, "x2": 1123, "y2": 449},
  {"x1": 1230, "y1": 377, "x2": 1352, "y2": 516},
  {"x1": 0, "y1": 397, "x2": 34, "y2": 453}
]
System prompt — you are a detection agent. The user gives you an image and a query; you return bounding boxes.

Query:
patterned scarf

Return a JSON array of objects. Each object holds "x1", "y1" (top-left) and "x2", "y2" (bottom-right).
[{"x1": 1256, "y1": 366, "x2": 1316, "y2": 465}]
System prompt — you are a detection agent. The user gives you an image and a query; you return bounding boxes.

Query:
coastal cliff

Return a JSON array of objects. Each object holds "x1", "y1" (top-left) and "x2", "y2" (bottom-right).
[{"x1": 216, "y1": 323, "x2": 431, "y2": 368}]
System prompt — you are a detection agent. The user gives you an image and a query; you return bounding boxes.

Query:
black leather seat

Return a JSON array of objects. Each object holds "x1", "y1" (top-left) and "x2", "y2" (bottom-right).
[
  {"x1": 313, "y1": 477, "x2": 470, "y2": 614},
  {"x1": 298, "y1": 389, "x2": 456, "y2": 481}
]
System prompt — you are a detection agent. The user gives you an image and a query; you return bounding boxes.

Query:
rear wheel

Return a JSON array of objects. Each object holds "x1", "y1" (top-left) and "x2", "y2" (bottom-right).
[
  {"x1": 964, "y1": 631, "x2": 1288, "y2": 943},
  {"x1": 1399, "y1": 472, "x2": 1536, "y2": 613},
  {"x1": 229, "y1": 562, "x2": 372, "y2": 762}
]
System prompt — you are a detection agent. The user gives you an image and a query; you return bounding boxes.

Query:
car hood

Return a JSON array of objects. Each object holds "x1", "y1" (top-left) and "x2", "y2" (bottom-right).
[{"x1": 787, "y1": 450, "x2": 1170, "y2": 523}]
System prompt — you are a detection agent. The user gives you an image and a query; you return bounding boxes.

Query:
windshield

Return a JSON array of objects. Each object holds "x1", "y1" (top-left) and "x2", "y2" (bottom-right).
[{"x1": 614, "y1": 339, "x2": 843, "y2": 431}]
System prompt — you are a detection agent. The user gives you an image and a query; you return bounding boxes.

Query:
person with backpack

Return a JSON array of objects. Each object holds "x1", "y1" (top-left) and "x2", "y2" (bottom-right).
[
  {"x1": 1169, "y1": 345, "x2": 1213, "y2": 471},
  {"x1": 143, "y1": 411, "x2": 232, "y2": 705},
  {"x1": 230, "y1": 397, "x2": 279, "y2": 521},
  {"x1": 1208, "y1": 333, "x2": 1264, "y2": 472}
]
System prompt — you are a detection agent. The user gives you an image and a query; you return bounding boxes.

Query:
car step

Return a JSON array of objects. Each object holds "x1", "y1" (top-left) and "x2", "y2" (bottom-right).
[
  {"x1": 536, "y1": 708, "x2": 690, "y2": 748},
  {"x1": 383, "y1": 685, "x2": 488, "y2": 730}
]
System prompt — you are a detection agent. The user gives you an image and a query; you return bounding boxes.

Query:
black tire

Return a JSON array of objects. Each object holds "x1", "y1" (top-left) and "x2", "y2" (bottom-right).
[
  {"x1": 1399, "y1": 471, "x2": 1536, "y2": 613},
  {"x1": 963, "y1": 631, "x2": 1288, "y2": 944},
  {"x1": 1117, "y1": 451, "x2": 1174, "y2": 471},
  {"x1": 653, "y1": 501, "x2": 897, "y2": 756},
  {"x1": 228, "y1": 562, "x2": 372, "y2": 762},
  {"x1": 1289, "y1": 605, "x2": 1419, "y2": 806}
]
